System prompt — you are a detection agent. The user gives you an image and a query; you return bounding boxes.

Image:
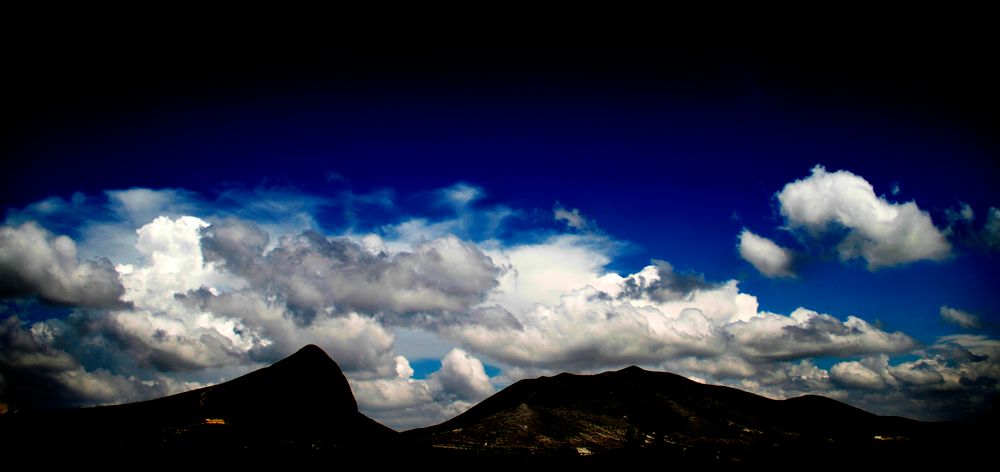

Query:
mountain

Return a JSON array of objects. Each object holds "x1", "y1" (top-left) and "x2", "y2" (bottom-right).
[
  {"x1": 405, "y1": 365, "x2": 983, "y2": 465},
  {"x1": 0, "y1": 345, "x2": 397, "y2": 454},
  {"x1": 2, "y1": 348, "x2": 989, "y2": 465}
]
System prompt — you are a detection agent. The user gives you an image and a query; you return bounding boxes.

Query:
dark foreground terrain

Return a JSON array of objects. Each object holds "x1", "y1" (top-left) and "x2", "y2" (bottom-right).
[{"x1": 1, "y1": 345, "x2": 992, "y2": 466}]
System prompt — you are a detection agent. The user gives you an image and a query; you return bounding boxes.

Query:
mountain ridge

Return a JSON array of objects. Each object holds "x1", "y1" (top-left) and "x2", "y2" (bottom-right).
[{"x1": 1, "y1": 346, "x2": 989, "y2": 465}]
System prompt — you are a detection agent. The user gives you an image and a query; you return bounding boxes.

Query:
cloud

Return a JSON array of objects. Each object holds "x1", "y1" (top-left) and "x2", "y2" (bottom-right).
[
  {"x1": 984, "y1": 207, "x2": 1000, "y2": 251},
  {"x1": 940, "y1": 306, "x2": 982, "y2": 330},
  {"x1": 483, "y1": 234, "x2": 613, "y2": 316},
  {"x1": 777, "y1": 165, "x2": 951, "y2": 269},
  {"x1": 942, "y1": 203, "x2": 1000, "y2": 253},
  {"x1": 945, "y1": 202, "x2": 976, "y2": 224},
  {"x1": 737, "y1": 229, "x2": 796, "y2": 278},
  {"x1": 431, "y1": 348, "x2": 494, "y2": 401},
  {"x1": 0, "y1": 315, "x2": 197, "y2": 410},
  {"x1": 830, "y1": 357, "x2": 889, "y2": 390},
  {"x1": 727, "y1": 308, "x2": 916, "y2": 361},
  {"x1": 2, "y1": 182, "x2": 995, "y2": 427},
  {"x1": 0, "y1": 222, "x2": 126, "y2": 308},
  {"x1": 200, "y1": 221, "x2": 502, "y2": 323},
  {"x1": 445, "y1": 249, "x2": 910, "y2": 370},
  {"x1": 553, "y1": 202, "x2": 593, "y2": 231},
  {"x1": 617, "y1": 259, "x2": 719, "y2": 302},
  {"x1": 350, "y1": 349, "x2": 495, "y2": 430},
  {"x1": 439, "y1": 183, "x2": 483, "y2": 208},
  {"x1": 106, "y1": 188, "x2": 201, "y2": 225}
]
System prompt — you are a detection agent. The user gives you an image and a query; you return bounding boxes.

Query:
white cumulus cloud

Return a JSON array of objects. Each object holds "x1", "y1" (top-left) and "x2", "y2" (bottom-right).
[
  {"x1": 777, "y1": 165, "x2": 951, "y2": 269},
  {"x1": 737, "y1": 229, "x2": 796, "y2": 278},
  {"x1": 0, "y1": 222, "x2": 126, "y2": 308}
]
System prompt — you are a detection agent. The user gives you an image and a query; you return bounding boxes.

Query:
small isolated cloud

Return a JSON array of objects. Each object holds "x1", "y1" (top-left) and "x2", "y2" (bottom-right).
[
  {"x1": 940, "y1": 306, "x2": 982, "y2": 330},
  {"x1": 737, "y1": 229, "x2": 796, "y2": 278},
  {"x1": 0, "y1": 222, "x2": 126, "y2": 308},
  {"x1": 777, "y1": 165, "x2": 951, "y2": 269},
  {"x1": 553, "y1": 202, "x2": 594, "y2": 231},
  {"x1": 439, "y1": 183, "x2": 483, "y2": 208}
]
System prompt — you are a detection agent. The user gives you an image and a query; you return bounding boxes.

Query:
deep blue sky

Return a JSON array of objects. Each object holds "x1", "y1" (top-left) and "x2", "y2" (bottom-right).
[
  {"x1": 6, "y1": 35, "x2": 997, "y2": 341},
  {"x1": 2, "y1": 26, "x2": 999, "y2": 424}
]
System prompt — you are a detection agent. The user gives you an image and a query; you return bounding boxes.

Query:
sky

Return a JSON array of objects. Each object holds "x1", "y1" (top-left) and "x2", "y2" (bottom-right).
[{"x1": 2, "y1": 26, "x2": 999, "y2": 429}]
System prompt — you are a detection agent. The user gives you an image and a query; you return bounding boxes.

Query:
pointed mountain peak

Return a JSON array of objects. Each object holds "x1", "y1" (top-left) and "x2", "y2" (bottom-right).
[
  {"x1": 254, "y1": 344, "x2": 358, "y2": 412},
  {"x1": 277, "y1": 344, "x2": 336, "y2": 366},
  {"x1": 618, "y1": 365, "x2": 646, "y2": 374}
]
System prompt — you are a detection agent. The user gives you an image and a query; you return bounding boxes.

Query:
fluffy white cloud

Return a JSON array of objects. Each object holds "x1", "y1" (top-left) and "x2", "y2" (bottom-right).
[
  {"x1": 777, "y1": 165, "x2": 951, "y2": 269},
  {"x1": 484, "y1": 235, "x2": 612, "y2": 316},
  {"x1": 940, "y1": 305, "x2": 982, "y2": 330},
  {"x1": 2, "y1": 212, "x2": 500, "y2": 429},
  {"x1": 830, "y1": 357, "x2": 890, "y2": 390},
  {"x1": 0, "y1": 222, "x2": 125, "y2": 308},
  {"x1": 350, "y1": 349, "x2": 495, "y2": 430},
  {"x1": 2, "y1": 183, "x2": 994, "y2": 428},
  {"x1": 737, "y1": 229, "x2": 796, "y2": 278},
  {"x1": 446, "y1": 245, "x2": 910, "y2": 370},
  {"x1": 431, "y1": 348, "x2": 494, "y2": 401}
]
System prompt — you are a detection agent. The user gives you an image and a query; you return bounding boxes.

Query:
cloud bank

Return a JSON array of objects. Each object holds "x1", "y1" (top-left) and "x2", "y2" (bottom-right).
[{"x1": 0, "y1": 183, "x2": 996, "y2": 428}]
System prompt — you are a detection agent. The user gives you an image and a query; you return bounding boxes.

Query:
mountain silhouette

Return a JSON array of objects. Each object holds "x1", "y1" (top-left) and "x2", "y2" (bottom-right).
[
  {"x1": 405, "y1": 365, "x2": 982, "y2": 465},
  {"x1": 1, "y1": 345, "x2": 396, "y2": 453},
  {"x1": 2, "y1": 347, "x2": 990, "y2": 465}
]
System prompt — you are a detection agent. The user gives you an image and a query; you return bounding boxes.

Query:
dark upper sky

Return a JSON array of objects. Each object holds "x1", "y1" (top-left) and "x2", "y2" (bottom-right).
[{"x1": 2, "y1": 20, "x2": 998, "y2": 427}]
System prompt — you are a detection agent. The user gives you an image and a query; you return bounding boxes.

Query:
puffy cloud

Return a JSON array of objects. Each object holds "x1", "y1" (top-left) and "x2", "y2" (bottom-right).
[
  {"x1": 201, "y1": 222, "x2": 502, "y2": 323},
  {"x1": 940, "y1": 306, "x2": 982, "y2": 330},
  {"x1": 183, "y1": 289, "x2": 397, "y2": 375},
  {"x1": 737, "y1": 229, "x2": 796, "y2": 278},
  {"x1": 2, "y1": 183, "x2": 994, "y2": 427},
  {"x1": 350, "y1": 349, "x2": 495, "y2": 430},
  {"x1": 617, "y1": 260, "x2": 720, "y2": 303},
  {"x1": 0, "y1": 316, "x2": 196, "y2": 410},
  {"x1": 199, "y1": 217, "x2": 270, "y2": 273},
  {"x1": 446, "y1": 248, "x2": 909, "y2": 371},
  {"x1": 0, "y1": 222, "x2": 126, "y2": 308},
  {"x1": 431, "y1": 348, "x2": 494, "y2": 401},
  {"x1": 727, "y1": 308, "x2": 916, "y2": 361},
  {"x1": 777, "y1": 165, "x2": 951, "y2": 269},
  {"x1": 483, "y1": 234, "x2": 612, "y2": 316},
  {"x1": 830, "y1": 357, "x2": 890, "y2": 390}
]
